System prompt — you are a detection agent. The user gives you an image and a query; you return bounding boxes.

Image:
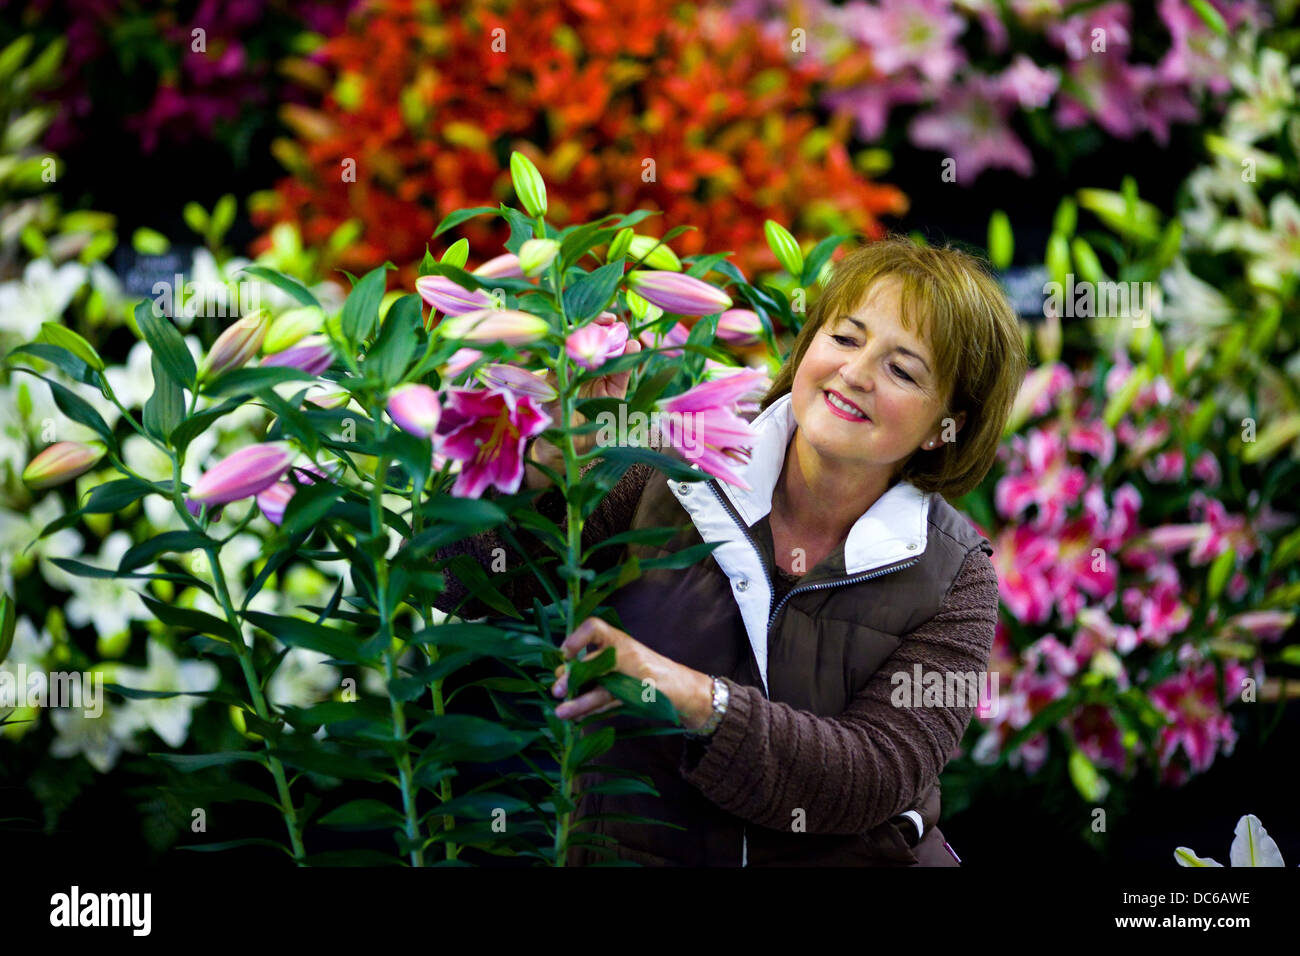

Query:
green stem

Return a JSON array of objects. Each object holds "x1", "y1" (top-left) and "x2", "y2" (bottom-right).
[
  {"x1": 166, "y1": 448, "x2": 306, "y2": 863},
  {"x1": 368, "y1": 425, "x2": 423, "y2": 867}
]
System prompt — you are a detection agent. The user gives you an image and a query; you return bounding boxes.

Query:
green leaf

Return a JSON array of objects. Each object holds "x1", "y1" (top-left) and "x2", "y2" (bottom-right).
[
  {"x1": 39, "y1": 322, "x2": 104, "y2": 371},
  {"x1": 139, "y1": 594, "x2": 242, "y2": 644},
  {"x1": 278, "y1": 479, "x2": 343, "y2": 539},
  {"x1": 317, "y1": 798, "x2": 405, "y2": 830},
  {"x1": 800, "y1": 235, "x2": 846, "y2": 287},
  {"x1": 341, "y1": 265, "x2": 391, "y2": 344},
  {"x1": 569, "y1": 726, "x2": 616, "y2": 770},
  {"x1": 143, "y1": 352, "x2": 185, "y2": 442},
  {"x1": 567, "y1": 644, "x2": 617, "y2": 691},
  {"x1": 366, "y1": 293, "x2": 421, "y2": 385},
  {"x1": 599, "y1": 671, "x2": 681, "y2": 724},
  {"x1": 134, "y1": 300, "x2": 196, "y2": 389},
  {"x1": 563, "y1": 262, "x2": 625, "y2": 323},
  {"x1": 119, "y1": 531, "x2": 216, "y2": 572},
  {"x1": 202, "y1": 365, "x2": 318, "y2": 398},
  {"x1": 987, "y1": 210, "x2": 1013, "y2": 270},
  {"x1": 150, "y1": 751, "x2": 268, "y2": 771},
  {"x1": 241, "y1": 264, "x2": 320, "y2": 310},
  {"x1": 414, "y1": 714, "x2": 537, "y2": 764},
  {"x1": 79, "y1": 476, "x2": 164, "y2": 514},
  {"x1": 177, "y1": 838, "x2": 291, "y2": 855},
  {"x1": 441, "y1": 554, "x2": 523, "y2": 620},
  {"x1": 5, "y1": 343, "x2": 97, "y2": 386},
  {"x1": 1188, "y1": 0, "x2": 1227, "y2": 34},
  {"x1": 257, "y1": 386, "x2": 320, "y2": 456},
  {"x1": 244, "y1": 610, "x2": 373, "y2": 664},
  {"x1": 13, "y1": 369, "x2": 116, "y2": 446},
  {"x1": 379, "y1": 427, "x2": 430, "y2": 495},
  {"x1": 432, "y1": 206, "x2": 500, "y2": 239},
  {"x1": 170, "y1": 396, "x2": 247, "y2": 456}
]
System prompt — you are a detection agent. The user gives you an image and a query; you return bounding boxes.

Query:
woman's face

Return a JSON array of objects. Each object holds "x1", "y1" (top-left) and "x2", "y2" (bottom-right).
[{"x1": 790, "y1": 274, "x2": 959, "y2": 484}]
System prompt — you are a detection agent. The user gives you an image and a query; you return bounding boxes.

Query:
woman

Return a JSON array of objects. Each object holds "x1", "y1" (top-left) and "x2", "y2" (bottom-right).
[{"x1": 434, "y1": 235, "x2": 1028, "y2": 866}]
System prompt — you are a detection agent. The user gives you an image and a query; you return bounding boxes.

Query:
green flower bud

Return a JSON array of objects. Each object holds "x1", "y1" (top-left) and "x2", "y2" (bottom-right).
[
  {"x1": 509, "y1": 150, "x2": 547, "y2": 218},
  {"x1": 627, "y1": 235, "x2": 681, "y2": 271},
  {"x1": 607, "y1": 227, "x2": 633, "y2": 264},
  {"x1": 441, "y1": 238, "x2": 469, "y2": 269},
  {"x1": 764, "y1": 220, "x2": 803, "y2": 278},
  {"x1": 518, "y1": 238, "x2": 560, "y2": 277},
  {"x1": 264, "y1": 306, "x2": 325, "y2": 354}
]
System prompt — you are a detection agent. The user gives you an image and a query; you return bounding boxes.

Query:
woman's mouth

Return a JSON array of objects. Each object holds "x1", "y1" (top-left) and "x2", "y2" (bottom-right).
[{"x1": 823, "y1": 390, "x2": 870, "y2": 422}]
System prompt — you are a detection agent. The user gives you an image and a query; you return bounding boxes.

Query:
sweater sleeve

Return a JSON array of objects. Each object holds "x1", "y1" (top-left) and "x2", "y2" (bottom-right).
[
  {"x1": 430, "y1": 458, "x2": 658, "y2": 620},
  {"x1": 678, "y1": 546, "x2": 1000, "y2": 835}
]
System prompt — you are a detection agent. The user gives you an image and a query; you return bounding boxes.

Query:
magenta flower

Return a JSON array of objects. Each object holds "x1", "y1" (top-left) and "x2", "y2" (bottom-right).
[
  {"x1": 994, "y1": 428, "x2": 1089, "y2": 532},
  {"x1": 566, "y1": 320, "x2": 629, "y2": 370},
  {"x1": 1149, "y1": 660, "x2": 1245, "y2": 784},
  {"x1": 441, "y1": 347, "x2": 484, "y2": 382},
  {"x1": 624, "y1": 271, "x2": 733, "y2": 316},
  {"x1": 638, "y1": 321, "x2": 691, "y2": 357},
  {"x1": 387, "y1": 384, "x2": 442, "y2": 438},
  {"x1": 189, "y1": 442, "x2": 296, "y2": 505},
  {"x1": 434, "y1": 387, "x2": 552, "y2": 498},
  {"x1": 996, "y1": 55, "x2": 1059, "y2": 110},
  {"x1": 823, "y1": 75, "x2": 927, "y2": 143},
  {"x1": 415, "y1": 275, "x2": 496, "y2": 315},
  {"x1": 261, "y1": 335, "x2": 334, "y2": 376},
  {"x1": 653, "y1": 367, "x2": 768, "y2": 490}
]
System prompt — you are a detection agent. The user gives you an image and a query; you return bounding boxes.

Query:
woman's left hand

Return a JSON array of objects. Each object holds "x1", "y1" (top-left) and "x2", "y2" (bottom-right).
[{"x1": 551, "y1": 617, "x2": 711, "y2": 728}]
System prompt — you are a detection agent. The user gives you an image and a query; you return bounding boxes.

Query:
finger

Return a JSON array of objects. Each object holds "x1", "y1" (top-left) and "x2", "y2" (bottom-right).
[
  {"x1": 555, "y1": 687, "x2": 614, "y2": 720},
  {"x1": 560, "y1": 617, "x2": 607, "y2": 660},
  {"x1": 611, "y1": 338, "x2": 641, "y2": 396}
]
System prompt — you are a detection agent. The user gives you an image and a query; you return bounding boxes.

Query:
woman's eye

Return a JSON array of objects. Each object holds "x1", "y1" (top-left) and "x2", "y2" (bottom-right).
[
  {"x1": 891, "y1": 363, "x2": 914, "y2": 382},
  {"x1": 831, "y1": 334, "x2": 857, "y2": 346}
]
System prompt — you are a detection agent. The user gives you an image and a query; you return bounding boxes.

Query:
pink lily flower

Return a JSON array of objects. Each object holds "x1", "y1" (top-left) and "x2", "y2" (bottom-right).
[
  {"x1": 435, "y1": 308, "x2": 550, "y2": 346},
  {"x1": 1149, "y1": 660, "x2": 1245, "y2": 784},
  {"x1": 189, "y1": 442, "x2": 296, "y2": 505},
  {"x1": 990, "y1": 524, "x2": 1057, "y2": 626},
  {"x1": 566, "y1": 320, "x2": 629, "y2": 370},
  {"x1": 653, "y1": 367, "x2": 768, "y2": 490},
  {"x1": 415, "y1": 275, "x2": 496, "y2": 315},
  {"x1": 910, "y1": 73, "x2": 1035, "y2": 180},
  {"x1": 994, "y1": 428, "x2": 1089, "y2": 532},
  {"x1": 638, "y1": 321, "x2": 691, "y2": 357},
  {"x1": 261, "y1": 334, "x2": 334, "y2": 376},
  {"x1": 434, "y1": 387, "x2": 552, "y2": 498},
  {"x1": 441, "y1": 347, "x2": 484, "y2": 383},
  {"x1": 387, "y1": 384, "x2": 442, "y2": 438},
  {"x1": 857, "y1": 0, "x2": 967, "y2": 86}
]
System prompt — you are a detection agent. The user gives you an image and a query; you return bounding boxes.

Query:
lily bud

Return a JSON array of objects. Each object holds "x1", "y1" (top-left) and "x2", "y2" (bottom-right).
[
  {"x1": 189, "y1": 442, "x2": 296, "y2": 505},
  {"x1": 518, "y1": 238, "x2": 560, "y2": 277},
  {"x1": 441, "y1": 238, "x2": 469, "y2": 269},
  {"x1": 387, "y1": 384, "x2": 442, "y2": 438},
  {"x1": 255, "y1": 463, "x2": 330, "y2": 526},
  {"x1": 415, "y1": 275, "x2": 496, "y2": 315},
  {"x1": 625, "y1": 270, "x2": 732, "y2": 316},
  {"x1": 716, "y1": 309, "x2": 763, "y2": 344},
  {"x1": 261, "y1": 335, "x2": 335, "y2": 376},
  {"x1": 628, "y1": 235, "x2": 681, "y2": 271},
  {"x1": 509, "y1": 150, "x2": 548, "y2": 218},
  {"x1": 472, "y1": 253, "x2": 524, "y2": 279},
  {"x1": 607, "y1": 228, "x2": 633, "y2": 264},
  {"x1": 199, "y1": 310, "x2": 270, "y2": 381},
  {"x1": 625, "y1": 289, "x2": 662, "y2": 323},
  {"x1": 566, "y1": 320, "x2": 629, "y2": 370},
  {"x1": 441, "y1": 347, "x2": 484, "y2": 382},
  {"x1": 477, "y1": 364, "x2": 557, "y2": 402},
  {"x1": 302, "y1": 383, "x2": 352, "y2": 410},
  {"x1": 23, "y1": 441, "x2": 108, "y2": 489},
  {"x1": 764, "y1": 220, "x2": 803, "y2": 277},
  {"x1": 435, "y1": 308, "x2": 550, "y2": 346},
  {"x1": 263, "y1": 306, "x2": 324, "y2": 354}
]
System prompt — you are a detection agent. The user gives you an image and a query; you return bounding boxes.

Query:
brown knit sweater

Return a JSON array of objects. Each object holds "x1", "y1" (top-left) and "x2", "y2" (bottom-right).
[{"x1": 431, "y1": 459, "x2": 1001, "y2": 839}]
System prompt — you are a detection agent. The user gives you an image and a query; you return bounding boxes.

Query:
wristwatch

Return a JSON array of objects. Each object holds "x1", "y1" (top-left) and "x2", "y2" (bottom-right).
[{"x1": 686, "y1": 675, "x2": 729, "y2": 737}]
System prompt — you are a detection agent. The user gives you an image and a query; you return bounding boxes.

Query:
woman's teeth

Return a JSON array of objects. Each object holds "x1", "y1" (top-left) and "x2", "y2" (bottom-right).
[{"x1": 826, "y1": 392, "x2": 868, "y2": 419}]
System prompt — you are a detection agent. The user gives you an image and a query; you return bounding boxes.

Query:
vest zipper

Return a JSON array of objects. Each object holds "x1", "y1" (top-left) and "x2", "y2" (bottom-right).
[{"x1": 704, "y1": 477, "x2": 923, "y2": 868}]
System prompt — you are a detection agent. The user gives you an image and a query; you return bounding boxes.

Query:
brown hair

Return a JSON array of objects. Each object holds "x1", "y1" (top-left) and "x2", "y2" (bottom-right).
[{"x1": 761, "y1": 234, "x2": 1028, "y2": 501}]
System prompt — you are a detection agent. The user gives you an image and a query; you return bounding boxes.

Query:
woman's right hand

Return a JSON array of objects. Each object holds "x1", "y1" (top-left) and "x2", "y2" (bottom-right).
[{"x1": 525, "y1": 324, "x2": 641, "y2": 489}]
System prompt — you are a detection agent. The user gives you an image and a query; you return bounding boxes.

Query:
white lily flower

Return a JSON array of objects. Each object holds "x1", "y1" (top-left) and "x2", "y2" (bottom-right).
[
  {"x1": 62, "y1": 531, "x2": 154, "y2": 640},
  {"x1": 0, "y1": 495, "x2": 87, "y2": 594},
  {"x1": 0, "y1": 259, "x2": 89, "y2": 343},
  {"x1": 113, "y1": 638, "x2": 219, "y2": 749}
]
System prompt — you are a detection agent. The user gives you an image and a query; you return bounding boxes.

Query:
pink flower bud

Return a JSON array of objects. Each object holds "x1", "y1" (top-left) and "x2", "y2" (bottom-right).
[
  {"x1": 199, "y1": 310, "x2": 270, "y2": 380},
  {"x1": 472, "y1": 254, "x2": 525, "y2": 279},
  {"x1": 476, "y1": 364, "x2": 557, "y2": 402},
  {"x1": 625, "y1": 270, "x2": 733, "y2": 316},
  {"x1": 435, "y1": 308, "x2": 550, "y2": 346},
  {"x1": 260, "y1": 335, "x2": 335, "y2": 376},
  {"x1": 189, "y1": 442, "x2": 296, "y2": 505},
  {"x1": 415, "y1": 276, "x2": 496, "y2": 315},
  {"x1": 387, "y1": 384, "x2": 442, "y2": 438},
  {"x1": 716, "y1": 309, "x2": 763, "y2": 344},
  {"x1": 22, "y1": 441, "x2": 108, "y2": 489}
]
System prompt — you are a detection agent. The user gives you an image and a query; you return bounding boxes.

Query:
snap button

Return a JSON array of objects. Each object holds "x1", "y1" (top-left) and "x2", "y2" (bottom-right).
[
  {"x1": 680, "y1": 484, "x2": 692, "y2": 496},
  {"x1": 906, "y1": 543, "x2": 917, "y2": 550},
  {"x1": 735, "y1": 578, "x2": 748, "y2": 592}
]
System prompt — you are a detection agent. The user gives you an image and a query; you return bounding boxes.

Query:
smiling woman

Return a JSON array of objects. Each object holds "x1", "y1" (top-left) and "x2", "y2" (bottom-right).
[{"x1": 434, "y1": 234, "x2": 1029, "y2": 867}]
